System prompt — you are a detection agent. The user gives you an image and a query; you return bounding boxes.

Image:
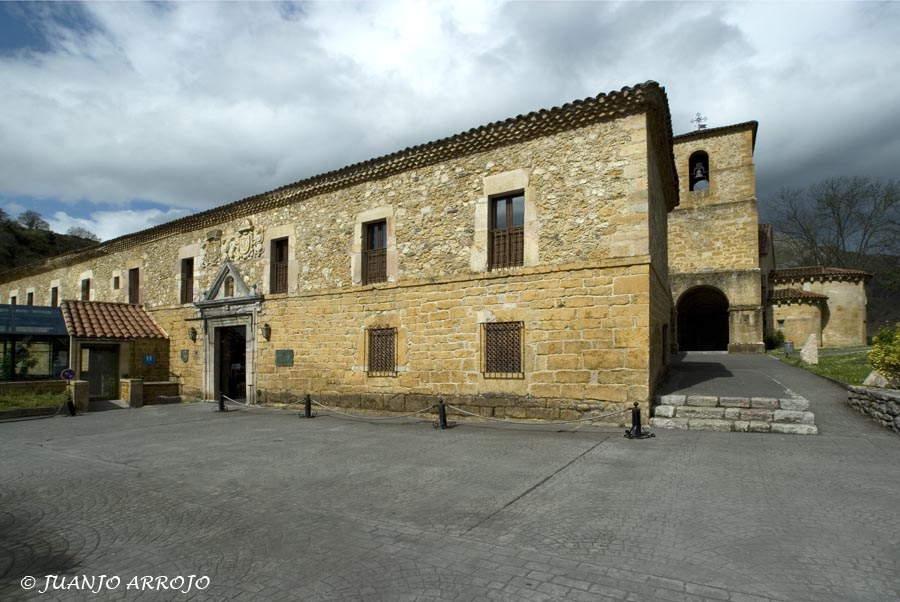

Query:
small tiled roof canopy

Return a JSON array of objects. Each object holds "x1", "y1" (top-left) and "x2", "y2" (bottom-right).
[
  {"x1": 60, "y1": 301, "x2": 168, "y2": 339},
  {"x1": 769, "y1": 288, "x2": 828, "y2": 302},
  {"x1": 770, "y1": 266, "x2": 872, "y2": 283}
]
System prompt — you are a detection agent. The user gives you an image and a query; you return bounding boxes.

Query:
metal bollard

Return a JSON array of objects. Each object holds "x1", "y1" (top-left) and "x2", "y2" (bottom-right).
[
  {"x1": 437, "y1": 399, "x2": 449, "y2": 429},
  {"x1": 217, "y1": 392, "x2": 226, "y2": 412},
  {"x1": 631, "y1": 402, "x2": 642, "y2": 437},
  {"x1": 303, "y1": 394, "x2": 313, "y2": 418},
  {"x1": 66, "y1": 400, "x2": 77, "y2": 417}
]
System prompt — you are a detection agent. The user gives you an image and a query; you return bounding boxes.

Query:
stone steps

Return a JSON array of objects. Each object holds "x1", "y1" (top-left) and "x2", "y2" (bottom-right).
[{"x1": 650, "y1": 394, "x2": 818, "y2": 435}]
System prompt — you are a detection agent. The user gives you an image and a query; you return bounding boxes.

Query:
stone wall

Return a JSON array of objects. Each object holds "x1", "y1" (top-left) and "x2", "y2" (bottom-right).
[
  {"x1": 668, "y1": 125, "x2": 763, "y2": 352},
  {"x1": 848, "y1": 386, "x2": 900, "y2": 434},
  {"x1": 0, "y1": 107, "x2": 674, "y2": 416},
  {"x1": 0, "y1": 380, "x2": 67, "y2": 396},
  {"x1": 770, "y1": 300, "x2": 823, "y2": 350}
]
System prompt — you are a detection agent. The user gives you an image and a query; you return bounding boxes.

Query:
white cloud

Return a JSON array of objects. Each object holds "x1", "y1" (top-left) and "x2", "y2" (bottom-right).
[
  {"x1": 47, "y1": 208, "x2": 191, "y2": 242},
  {"x1": 0, "y1": 0, "x2": 897, "y2": 231}
]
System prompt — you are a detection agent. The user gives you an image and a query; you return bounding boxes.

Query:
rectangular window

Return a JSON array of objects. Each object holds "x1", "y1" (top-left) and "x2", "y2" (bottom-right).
[
  {"x1": 10, "y1": 296, "x2": 16, "y2": 305},
  {"x1": 367, "y1": 327, "x2": 396, "y2": 375},
  {"x1": 128, "y1": 268, "x2": 140, "y2": 304},
  {"x1": 777, "y1": 319, "x2": 785, "y2": 328},
  {"x1": 363, "y1": 221, "x2": 387, "y2": 285},
  {"x1": 50, "y1": 287, "x2": 59, "y2": 307},
  {"x1": 482, "y1": 321, "x2": 523, "y2": 377},
  {"x1": 181, "y1": 258, "x2": 194, "y2": 304},
  {"x1": 26, "y1": 292, "x2": 33, "y2": 306},
  {"x1": 270, "y1": 238, "x2": 289, "y2": 294},
  {"x1": 489, "y1": 193, "x2": 525, "y2": 270},
  {"x1": 81, "y1": 279, "x2": 90, "y2": 301},
  {"x1": 113, "y1": 276, "x2": 120, "y2": 290}
]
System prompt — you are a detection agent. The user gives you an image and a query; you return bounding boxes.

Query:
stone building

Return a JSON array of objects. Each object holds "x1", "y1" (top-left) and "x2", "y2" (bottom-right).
[
  {"x1": 0, "y1": 80, "x2": 871, "y2": 416},
  {"x1": 667, "y1": 121, "x2": 769, "y2": 352},
  {"x1": 768, "y1": 267, "x2": 870, "y2": 348},
  {"x1": 0, "y1": 81, "x2": 679, "y2": 419}
]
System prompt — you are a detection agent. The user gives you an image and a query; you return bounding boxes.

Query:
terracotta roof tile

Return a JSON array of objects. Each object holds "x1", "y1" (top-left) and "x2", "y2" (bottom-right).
[
  {"x1": 60, "y1": 301, "x2": 168, "y2": 339},
  {"x1": 770, "y1": 266, "x2": 872, "y2": 282},
  {"x1": 769, "y1": 288, "x2": 828, "y2": 302}
]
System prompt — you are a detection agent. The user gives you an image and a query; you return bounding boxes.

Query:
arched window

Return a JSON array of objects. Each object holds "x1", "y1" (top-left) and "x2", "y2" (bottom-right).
[
  {"x1": 689, "y1": 151, "x2": 710, "y2": 191},
  {"x1": 224, "y1": 275, "x2": 234, "y2": 297}
]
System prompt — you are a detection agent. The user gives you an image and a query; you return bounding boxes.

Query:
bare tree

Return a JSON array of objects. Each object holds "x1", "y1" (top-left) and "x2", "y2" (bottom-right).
[
  {"x1": 17, "y1": 210, "x2": 50, "y2": 231},
  {"x1": 66, "y1": 226, "x2": 101, "y2": 242},
  {"x1": 775, "y1": 177, "x2": 900, "y2": 272}
]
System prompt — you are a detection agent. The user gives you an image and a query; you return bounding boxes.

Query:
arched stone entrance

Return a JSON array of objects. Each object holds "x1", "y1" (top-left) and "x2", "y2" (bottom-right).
[{"x1": 677, "y1": 286, "x2": 729, "y2": 351}]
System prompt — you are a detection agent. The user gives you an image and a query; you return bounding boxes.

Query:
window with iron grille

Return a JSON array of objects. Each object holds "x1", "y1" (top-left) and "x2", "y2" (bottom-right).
[
  {"x1": 367, "y1": 327, "x2": 396, "y2": 375},
  {"x1": 81, "y1": 279, "x2": 90, "y2": 301},
  {"x1": 270, "y1": 238, "x2": 289, "y2": 294},
  {"x1": 364, "y1": 221, "x2": 387, "y2": 284},
  {"x1": 489, "y1": 193, "x2": 525, "y2": 270},
  {"x1": 128, "y1": 268, "x2": 140, "y2": 304},
  {"x1": 482, "y1": 321, "x2": 523, "y2": 377},
  {"x1": 181, "y1": 258, "x2": 194, "y2": 304}
]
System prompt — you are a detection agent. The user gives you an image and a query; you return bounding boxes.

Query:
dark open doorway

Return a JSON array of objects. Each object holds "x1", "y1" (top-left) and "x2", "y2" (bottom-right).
[
  {"x1": 216, "y1": 326, "x2": 246, "y2": 400},
  {"x1": 82, "y1": 344, "x2": 119, "y2": 400},
  {"x1": 677, "y1": 287, "x2": 729, "y2": 351}
]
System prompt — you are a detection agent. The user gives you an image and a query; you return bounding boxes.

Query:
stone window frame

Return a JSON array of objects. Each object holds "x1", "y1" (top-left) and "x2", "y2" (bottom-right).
[
  {"x1": 481, "y1": 320, "x2": 525, "y2": 378},
  {"x1": 128, "y1": 267, "x2": 141, "y2": 304},
  {"x1": 263, "y1": 225, "x2": 296, "y2": 295},
  {"x1": 79, "y1": 270, "x2": 93, "y2": 301},
  {"x1": 270, "y1": 238, "x2": 289, "y2": 294},
  {"x1": 471, "y1": 169, "x2": 538, "y2": 273},
  {"x1": 363, "y1": 219, "x2": 388, "y2": 285},
  {"x1": 25, "y1": 287, "x2": 35, "y2": 306},
  {"x1": 180, "y1": 258, "x2": 195, "y2": 304},
  {"x1": 177, "y1": 244, "x2": 200, "y2": 305},
  {"x1": 50, "y1": 286, "x2": 59, "y2": 307},
  {"x1": 352, "y1": 207, "x2": 397, "y2": 286},
  {"x1": 9, "y1": 289, "x2": 18, "y2": 305},
  {"x1": 366, "y1": 326, "x2": 397, "y2": 376}
]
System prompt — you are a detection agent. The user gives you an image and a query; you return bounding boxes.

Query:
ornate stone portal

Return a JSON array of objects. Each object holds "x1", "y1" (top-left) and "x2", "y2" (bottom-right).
[{"x1": 194, "y1": 262, "x2": 262, "y2": 403}]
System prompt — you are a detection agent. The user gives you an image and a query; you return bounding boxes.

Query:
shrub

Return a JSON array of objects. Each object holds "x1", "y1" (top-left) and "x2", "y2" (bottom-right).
[
  {"x1": 765, "y1": 329, "x2": 786, "y2": 351},
  {"x1": 868, "y1": 323, "x2": 900, "y2": 382}
]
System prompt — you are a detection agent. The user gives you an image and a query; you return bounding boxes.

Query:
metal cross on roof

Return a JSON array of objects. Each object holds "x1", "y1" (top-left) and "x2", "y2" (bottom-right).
[{"x1": 691, "y1": 112, "x2": 708, "y2": 130}]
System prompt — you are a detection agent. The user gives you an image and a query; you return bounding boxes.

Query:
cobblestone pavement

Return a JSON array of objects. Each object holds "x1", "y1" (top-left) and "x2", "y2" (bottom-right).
[{"x1": 2, "y1": 393, "x2": 899, "y2": 602}]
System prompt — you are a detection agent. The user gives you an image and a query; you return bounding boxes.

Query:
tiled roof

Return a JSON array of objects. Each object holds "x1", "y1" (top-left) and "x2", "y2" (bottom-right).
[
  {"x1": 769, "y1": 288, "x2": 828, "y2": 302},
  {"x1": 0, "y1": 81, "x2": 679, "y2": 283},
  {"x1": 770, "y1": 266, "x2": 872, "y2": 282},
  {"x1": 673, "y1": 120, "x2": 758, "y2": 152},
  {"x1": 60, "y1": 301, "x2": 168, "y2": 339},
  {"x1": 758, "y1": 223, "x2": 773, "y2": 256}
]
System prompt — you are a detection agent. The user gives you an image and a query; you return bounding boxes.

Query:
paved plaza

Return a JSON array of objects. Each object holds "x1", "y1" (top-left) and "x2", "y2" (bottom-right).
[{"x1": 2, "y1": 361, "x2": 900, "y2": 602}]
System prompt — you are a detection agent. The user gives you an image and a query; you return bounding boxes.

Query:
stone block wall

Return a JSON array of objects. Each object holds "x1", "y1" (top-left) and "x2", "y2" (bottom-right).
[
  {"x1": 0, "y1": 105, "x2": 676, "y2": 416},
  {"x1": 253, "y1": 262, "x2": 656, "y2": 421},
  {"x1": 0, "y1": 380, "x2": 67, "y2": 396},
  {"x1": 848, "y1": 386, "x2": 900, "y2": 434},
  {"x1": 651, "y1": 394, "x2": 818, "y2": 434}
]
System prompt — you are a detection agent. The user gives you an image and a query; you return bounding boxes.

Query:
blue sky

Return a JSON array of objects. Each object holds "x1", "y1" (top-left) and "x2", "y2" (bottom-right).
[{"x1": 1, "y1": 1, "x2": 899, "y2": 241}]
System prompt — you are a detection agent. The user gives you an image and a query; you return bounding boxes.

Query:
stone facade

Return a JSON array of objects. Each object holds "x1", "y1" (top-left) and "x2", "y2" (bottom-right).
[
  {"x1": 0, "y1": 82, "x2": 679, "y2": 420},
  {"x1": 769, "y1": 268, "x2": 869, "y2": 348},
  {"x1": 668, "y1": 122, "x2": 765, "y2": 352}
]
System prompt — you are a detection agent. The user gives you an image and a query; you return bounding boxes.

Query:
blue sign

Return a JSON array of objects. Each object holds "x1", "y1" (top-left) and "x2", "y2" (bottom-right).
[
  {"x1": 60, "y1": 368, "x2": 76, "y2": 381},
  {"x1": 143, "y1": 354, "x2": 156, "y2": 365}
]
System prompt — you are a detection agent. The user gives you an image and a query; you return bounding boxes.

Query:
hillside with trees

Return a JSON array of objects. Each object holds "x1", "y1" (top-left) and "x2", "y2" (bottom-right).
[{"x1": 0, "y1": 209, "x2": 100, "y2": 271}]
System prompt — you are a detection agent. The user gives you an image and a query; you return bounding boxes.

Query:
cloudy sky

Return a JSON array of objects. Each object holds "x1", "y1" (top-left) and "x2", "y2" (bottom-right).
[{"x1": 1, "y1": 1, "x2": 898, "y2": 241}]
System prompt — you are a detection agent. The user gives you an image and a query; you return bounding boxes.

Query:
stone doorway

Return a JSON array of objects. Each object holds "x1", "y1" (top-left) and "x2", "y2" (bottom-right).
[
  {"x1": 216, "y1": 325, "x2": 247, "y2": 400},
  {"x1": 677, "y1": 286, "x2": 729, "y2": 351}
]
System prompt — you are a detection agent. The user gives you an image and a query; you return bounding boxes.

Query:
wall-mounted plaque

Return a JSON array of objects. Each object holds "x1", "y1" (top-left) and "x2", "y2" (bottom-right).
[{"x1": 275, "y1": 349, "x2": 294, "y2": 367}]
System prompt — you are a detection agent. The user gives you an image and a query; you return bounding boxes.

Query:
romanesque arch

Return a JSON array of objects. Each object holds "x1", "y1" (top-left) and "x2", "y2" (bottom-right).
[{"x1": 677, "y1": 286, "x2": 729, "y2": 351}]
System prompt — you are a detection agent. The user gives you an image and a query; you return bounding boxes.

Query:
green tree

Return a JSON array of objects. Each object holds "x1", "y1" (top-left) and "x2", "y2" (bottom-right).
[{"x1": 869, "y1": 323, "x2": 900, "y2": 383}]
